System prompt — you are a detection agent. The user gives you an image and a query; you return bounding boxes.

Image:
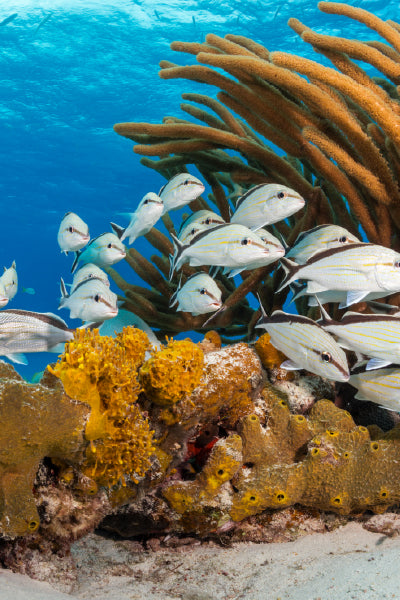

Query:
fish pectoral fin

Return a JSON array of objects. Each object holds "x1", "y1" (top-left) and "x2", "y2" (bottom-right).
[
  {"x1": 48, "y1": 342, "x2": 67, "y2": 354},
  {"x1": 280, "y1": 359, "x2": 302, "y2": 371},
  {"x1": 5, "y1": 353, "x2": 28, "y2": 365},
  {"x1": 342, "y1": 290, "x2": 370, "y2": 308},
  {"x1": 366, "y1": 357, "x2": 393, "y2": 371}
]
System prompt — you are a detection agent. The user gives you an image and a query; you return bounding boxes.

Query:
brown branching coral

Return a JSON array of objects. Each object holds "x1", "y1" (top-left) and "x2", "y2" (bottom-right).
[{"x1": 110, "y1": 1, "x2": 400, "y2": 339}]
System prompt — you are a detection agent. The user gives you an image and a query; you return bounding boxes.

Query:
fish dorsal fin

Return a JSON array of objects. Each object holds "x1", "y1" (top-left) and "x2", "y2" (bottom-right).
[
  {"x1": 313, "y1": 296, "x2": 331, "y2": 324},
  {"x1": 292, "y1": 224, "x2": 329, "y2": 247},
  {"x1": 3, "y1": 267, "x2": 6, "y2": 273},
  {"x1": 110, "y1": 222, "x2": 125, "y2": 239},
  {"x1": 11, "y1": 260, "x2": 16, "y2": 269},
  {"x1": 158, "y1": 183, "x2": 166, "y2": 196}
]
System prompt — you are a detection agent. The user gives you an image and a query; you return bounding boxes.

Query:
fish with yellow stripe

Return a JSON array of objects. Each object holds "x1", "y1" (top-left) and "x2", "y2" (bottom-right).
[
  {"x1": 255, "y1": 309, "x2": 349, "y2": 381},
  {"x1": 278, "y1": 243, "x2": 400, "y2": 307},
  {"x1": 169, "y1": 223, "x2": 273, "y2": 279},
  {"x1": 318, "y1": 303, "x2": 400, "y2": 371},
  {"x1": 231, "y1": 183, "x2": 305, "y2": 230},
  {"x1": 160, "y1": 173, "x2": 205, "y2": 215},
  {"x1": 169, "y1": 272, "x2": 222, "y2": 315},
  {"x1": 349, "y1": 369, "x2": 400, "y2": 412},
  {"x1": 286, "y1": 224, "x2": 360, "y2": 264}
]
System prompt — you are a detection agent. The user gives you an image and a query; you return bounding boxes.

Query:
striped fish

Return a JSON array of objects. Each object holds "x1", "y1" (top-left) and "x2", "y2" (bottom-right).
[
  {"x1": 160, "y1": 173, "x2": 205, "y2": 215},
  {"x1": 71, "y1": 233, "x2": 126, "y2": 273},
  {"x1": 278, "y1": 243, "x2": 400, "y2": 307},
  {"x1": 319, "y1": 304, "x2": 400, "y2": 371},
  {"x1": 223, "y1": 228, "x2": 285, "y2": 277},
  {"x1": 287, "y1": 224, "x2": 360, "y2": 264},
  {"x1": 59, "y1": 278, "x2": 118, "y2": 322},
  {"x1": 169, "y1": 272, "x2": 222, "y2": 315},
  {"x1": 255, "y1": 309, "x2": 349, "y2": 381},
  {"x1": 0, "y1": 260, "x2": 17, "y2": 301},
  {"x1": 110, "y1": 192, "x2": 163, "y2": 245},
  {"x1": 349, "y1": 369, "x2": 400, "y2": 412},
  {"x1": 169, "y1": 223, "x2": 273, "y2": 279},
  {"x1": 178, "y1": 210, "x2": 225, "y2": 244},
  {"x1": 231, "y1": 184, "x2": 305, "y2": 230}
]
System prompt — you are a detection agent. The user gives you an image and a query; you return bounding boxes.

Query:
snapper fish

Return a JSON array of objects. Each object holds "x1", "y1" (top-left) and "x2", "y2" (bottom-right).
[
  {"x1": 255, "y1": 309, "x2": 349, "y2": 382},
  {"x1": 169, "y1": 272, "x2": 222, "y2": 315},
  {"x1": 70, "y1": 263, "x2": 110, "y2": 293},
  {"x1": 110, "y1": 192, "x2": 163, "y2": 245},
  {"x1": 286, "y1": 224, "x2": 360, "y2": 264},
  {"x1": 230, "y1": 184, "x2": 305, "y2": 230},
  {"x1": 57, "y1": 212, "x2": 90, "y2": 255},
  {"x1": 59, "y1": 277, "x2": 118, "y2": 322},
  {"x1": 0, "y1": 261, "x2": 17, "y2": 300},
  {"x1": 160, "y1": 173, "x2": 205, "y2": 215},
  {"x1": 178, "y1": 210, "x2": 225, "y2": 244},
  {"x1": 222, "y1": 228, "x2": 285, "y2": 277},
  {"x1": 318, "y1": 303, "x2": 400, "y2": 371},
  {"x1": 71, "y1": 232, "x2": 126, "y2": 273},
  {"x1": 278, "y1": 243, "x2": 400, "y2": 307},
  {"x1": 169, "y1": 223, "x2": 273, "y2": 279},
  {"x1": 349, "y1": 369, "x2": 400, "y2": 412},
  {"x1": 0, "y1": 309, "x2": 80, "y2": 365}
]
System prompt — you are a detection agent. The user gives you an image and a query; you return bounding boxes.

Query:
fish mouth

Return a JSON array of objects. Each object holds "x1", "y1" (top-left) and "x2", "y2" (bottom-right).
[{"x1": 0, "y1": 297, "x2": 9, "y2": 307}]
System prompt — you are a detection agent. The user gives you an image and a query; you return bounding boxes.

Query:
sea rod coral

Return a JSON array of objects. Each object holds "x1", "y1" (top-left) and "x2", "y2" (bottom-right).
[{"x1": 109, "y1": 1, "x2": 400, "y2": 336}]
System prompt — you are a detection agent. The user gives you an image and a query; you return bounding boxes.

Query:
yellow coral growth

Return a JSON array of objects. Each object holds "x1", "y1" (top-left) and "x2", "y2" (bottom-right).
[
  {"x1": 50, "y1": 327, "x2": 155, "y2": 488},
  {"x1": 140, "y1": 338, "x2": 204, "y2": 407},
  {"x1": 254, "y1": 333, "x2": 287, "y2": 370}
]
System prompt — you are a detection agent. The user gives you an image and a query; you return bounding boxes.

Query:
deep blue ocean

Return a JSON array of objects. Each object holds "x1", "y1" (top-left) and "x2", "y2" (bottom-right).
[{"x1": 1, "y1": 0, "x2": 399, "y2": 379}]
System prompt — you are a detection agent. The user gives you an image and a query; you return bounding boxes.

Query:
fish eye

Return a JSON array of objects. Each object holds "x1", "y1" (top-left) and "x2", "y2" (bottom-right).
[
  {"x1": 277, "y1": 191, "x2": 286, "y2": 199},
  {"x1": 184, "y1": 179, "x2": 189, "y2": 185},
  {"x1": 190, "y1": 228, "x2": 196, "y2": 235},
  {"x1": 205, "y1": 218, "x2": 211, "y2": 225},
  {"x1": 339, "y1": 236, "x2": 348, "y2": 243},
  {"x1": 395, "y1": 261, "x2": 400, "y2": 268},
  {"x1": 199, "y1": 288, "x2": 206, "y2": 295},
  {"x1": 321, "y1": 352, "x2": 332, "y2": 363},
  {"x1": 143, "y1": 199, "x2": 149, "y2": 204},
  {"x1": 241, "y1": 238, "x2": 250, "y2": 245},
  {"x1": 68, "y1": 226, "x2": 74, "y2": 233},
  {"x1": 107, "y1": 243, "x2": 112, "y2": 248},
  {"x1": 94, "y1": 294, "x2": 100, "y2": 302}
]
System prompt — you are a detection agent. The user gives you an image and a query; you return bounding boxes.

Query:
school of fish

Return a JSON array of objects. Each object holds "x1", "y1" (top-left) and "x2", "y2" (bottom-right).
[{"x1": 3, "y1": 171, "x2": 400, "y2": 412}]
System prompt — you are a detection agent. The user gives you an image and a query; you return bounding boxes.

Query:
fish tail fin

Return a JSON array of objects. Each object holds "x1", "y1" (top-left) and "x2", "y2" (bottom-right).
[
  {"x1": 169, "y1": 234, "x2": 184, "y2": 280},
  {"x1": 58, "y1": 278, "x2": 69, "y2": 309},
  {"x1": 169, "y1": 290, "x2": 178, "y2": 308},
  {"x1": 110, "y1": 222, "x2": 125, "y2": 239},
  {"x1": 313, "y1": 296, "x2": 331, "y2": 324},
  {"x1": 275, "y1": 257, "x2": 300, "y2": 293},
  {"x1": 256, "y1": 292, "x2": 268, "y2": 319},
  {"x1": 71, "y1": 251, "x2": 80, "y2": 274},
  {"x1": 277, "y1": 232, "x2": 289, "y2": 253}
]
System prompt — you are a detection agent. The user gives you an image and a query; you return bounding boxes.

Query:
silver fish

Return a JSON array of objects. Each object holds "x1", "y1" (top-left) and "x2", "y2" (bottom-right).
[
  {"x1": 230, "y1": 184, "x2": 305, "y2": 230},
  {"x1": 178, "y1": 210, "x2": 225, "y2": 244},
  {"x1": 223, "y1": 228, "x2": 285, "y2": 277},
  {"x1": 160, "y1": 173, "x2": 205, "y2": 214},
  {"x1": 255, "y1": 309, "x2": 350, "y2": 382},
  {"x1": 71, "y1": 263, "x2": 110, "y2": 293},
  {"x1": 169, "y1": 223, "x2": 273, "y2": 279},
  {"x1": 0, "y1": 309, "x2": 77, "y2": 365},
  {"x1": 0, "y1": 261, "x2": 17, "y2": 300},
  {"x1": 170, "y1": 273, "x2": 222, "y2": 315},
  {"x1": 59, "y1": 278, "x2": 118, "y2": 322},
  {"x1": 71, "y1": 232, "x2": 126, "y2": 273},
  {"x1": 57, "y1": 212, "x2": 90, "y2": 255},
  {"x1": 110, "y1": 192, "x2": 163, "y2": 245},
  {"x1": 278, "y1": 243, "x2": 400, "y2": 307},
  {"x1": 319, "y1": 304, "x2": 400, "y2": 371},
  {"x1": 287, "y1": 224, "x2": 360, "y2": 264},
  {"x1": 349, "y1": 369, "x2": 400, "y2": 412}
]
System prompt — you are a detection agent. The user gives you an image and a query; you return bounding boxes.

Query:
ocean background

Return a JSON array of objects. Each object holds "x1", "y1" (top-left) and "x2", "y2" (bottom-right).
[{"x1": 1, "y1": 0, "x2": 399, "y2": 379}]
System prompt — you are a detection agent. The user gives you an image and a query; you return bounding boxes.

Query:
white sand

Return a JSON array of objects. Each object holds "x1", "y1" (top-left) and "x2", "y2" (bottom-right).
[{"x1": 1, "y1": 522, "x2": 400, "y2": 599}]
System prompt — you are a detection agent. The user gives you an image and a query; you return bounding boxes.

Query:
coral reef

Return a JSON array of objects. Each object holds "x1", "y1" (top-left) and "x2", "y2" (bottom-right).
[{"x1": 110, "y1": 2, "x2": 400, "y2": 337}]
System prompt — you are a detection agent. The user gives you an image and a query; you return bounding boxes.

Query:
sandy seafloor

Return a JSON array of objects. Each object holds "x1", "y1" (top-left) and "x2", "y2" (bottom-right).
[{"x1": 1, "y1": 522, "x2": 400, "y2": 600}]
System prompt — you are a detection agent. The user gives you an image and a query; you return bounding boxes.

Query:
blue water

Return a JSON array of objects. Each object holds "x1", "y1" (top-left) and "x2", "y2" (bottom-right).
[{"x1": 1, "y1": 0, "x2": 399, "y2": 379}]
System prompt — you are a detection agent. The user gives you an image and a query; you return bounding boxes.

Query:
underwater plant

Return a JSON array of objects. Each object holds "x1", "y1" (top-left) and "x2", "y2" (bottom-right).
[{"x1": 109, "y1": 1, "x2": 400, "y2": 339}]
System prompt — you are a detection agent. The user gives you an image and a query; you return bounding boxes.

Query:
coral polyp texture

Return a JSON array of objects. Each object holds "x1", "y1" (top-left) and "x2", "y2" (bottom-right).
[{"x1": 109, "y1": 1, "x2": 400, "y2": 337}]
